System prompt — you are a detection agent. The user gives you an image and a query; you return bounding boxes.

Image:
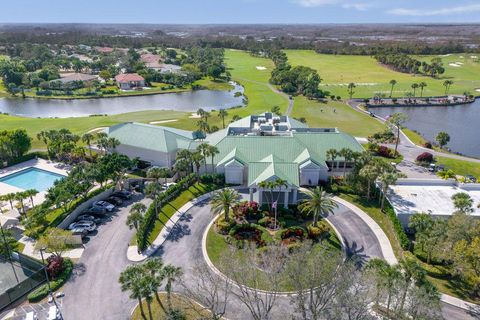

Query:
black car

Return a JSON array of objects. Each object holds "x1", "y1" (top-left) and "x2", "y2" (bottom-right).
[
  {"x1": 106, "y1": 196, "x2": 123, "y2": 206},
  {"x1": 112, "y1": 190, "x2": 132, "y2": 200},
  {"x1": 83, "y1": 207, "x2": 107, "y2": 215}
]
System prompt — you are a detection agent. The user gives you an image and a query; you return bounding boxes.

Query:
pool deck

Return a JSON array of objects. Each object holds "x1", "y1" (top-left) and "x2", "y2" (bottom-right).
[{"x1": 0, "y1": 158, "x2": 69, "y2": 210}]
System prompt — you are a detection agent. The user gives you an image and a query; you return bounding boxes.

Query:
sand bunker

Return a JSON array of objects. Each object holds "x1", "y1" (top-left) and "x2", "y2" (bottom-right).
[
  {"x1": 471, "y1": 56, "x2": 478, "y2": 59},
  {"x1": 476, "y1": 89, "x2": 480, "y2": 93},
  {"x1": 189, "y1": 113, "x2": 201, "y2": 119},
  {"x1": 149, "y1": 120, "x2": 178, "y2": 124},
  {"x1": 449, "y1": 63, "x2": 461, "y2": 67},
  {"x1": 87, "y1": 127, "x2": 107, "y2": 134},
  {"x1": 256, "y1": 66, "x2": 267, "y2": 70}
]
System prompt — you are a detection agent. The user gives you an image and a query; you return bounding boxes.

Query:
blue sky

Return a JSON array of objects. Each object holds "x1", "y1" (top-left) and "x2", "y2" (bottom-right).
[{"x1": 1, "y1": 0, "x2": 480, "y2": 24}]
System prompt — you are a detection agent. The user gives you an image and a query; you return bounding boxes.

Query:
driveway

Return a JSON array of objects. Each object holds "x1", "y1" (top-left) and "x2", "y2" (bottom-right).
[{"x1": 62, "y1": 194, "x2": 151, "y2": 320}]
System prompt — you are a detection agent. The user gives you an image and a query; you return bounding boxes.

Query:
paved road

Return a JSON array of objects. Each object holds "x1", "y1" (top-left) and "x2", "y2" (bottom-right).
[
  {"x1": 326, "y1": 203, "x2": 383, "y2": 265},
  {"x1": 62, "y1": 194, "x2": 151, "y2": 320}
]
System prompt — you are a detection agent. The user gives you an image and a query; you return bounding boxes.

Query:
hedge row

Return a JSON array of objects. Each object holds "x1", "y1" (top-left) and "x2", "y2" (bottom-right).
[
  {"x1": 137, "y1": 173, "x2": 197, "y2": 251},
  {"x1": 384, "y1": 202, "x2": 410, "y2": 250},
  {"x1": 1, "y1": 151, "x2": 48, "y2": 169},
  {"x1": 27, "y1": 258, "x2": 73, "y2": 302}
]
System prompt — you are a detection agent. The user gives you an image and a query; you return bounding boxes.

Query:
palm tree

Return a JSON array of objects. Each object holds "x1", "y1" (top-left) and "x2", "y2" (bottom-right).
[
  {"x1": 24, "y1": 189, "x2": 38, "y2": 207},
  {"x1": 191, "y1": 151, "x2": 204, "y2": 177},
  {"x1": 119, "y1": 264, "x2": 148, "y2": 320},
  {"x1": 419, "y1": 82, "x2": 427, "y2": 97},
  {"x1": 326, "y1": 148, "x2": 338, "y2": 182},
  {"x1": 339, "y1": 148, "x2": 353, "y2": 178},
  {"x1": 218, "y1": 109, "x2": 228, "y2": 128},
  {"x1": 398, "y1": 259, "x2": 425, "y2": 314},
  {"x1": 379, "y1": 172, "x2": 399, "y2": 211},
  {"x1": 197, "y1": 120, "x2": 210, "y2": 134},
  {"x1": 142, "y1": 257, "x2": 167, "y2": 312},
  {"x1": 82, "y1": 132, "x2": 94, "y2": 158},
  {"x1": 437, "y1": 169, "x2": 456, "y2": 180},
  {"x1": 145, "y1": 183, "x2": 163, "y2": 216},
  {"x1": 359, "y1": 164, "x2": 381, "y2": 199},
  {"x1": 347, "y1": 82, "x2": 356, "y2": 99},
  {"x1": 389, "y1": 79, "x2": 397, "y2": 98},
  {"x1": 175, "y1": 150, "x2": 193, "y2": 175},
  {"x1": 2, "y1": 193, "x2": 16, "y2": 210},
  {"x1": 258, "y1": 179, "x2": 288, "y2": 228},
  {"x1": 443, "y1": 80, "x2": 453, "y2": 95},
  {"x1": 14, "y1": 192, "x2": 26, "y2": 216},
  {"x1": 197, "y1": 143, "x2": 210, "y2": 173},
  {"x1": 147, "y1": 167, "x2": 164, "y2": 185},
  {"x1": 196, "y1": 108, "x2": 205, "y2": 119},
  {"x1": 298, "y1": 187, "x2": 338, "y2": 227},
  {"x1": 411, "y1": 83, "x2": 419, "y2": 97},
  {"x1": 126, "y1": 203, "x2": 146, "y2": 231},
  {"x1": 162, "y1": 265, "x2": 183, "y2": 312},
  {"x1": 210, "y1": 188, "x2": 241, "y2": 222},
  {"x1": 387, "y1": 113, "x2": 408, "y2": 156},
  {"x1": 208, "y1": 145, "x2": 219, "y2": 173},
  {"x1": 231, "y1": 115, "x2": 241, "y2": 122},
  {"x1": 203, "y1": 111, "x2": 211, "y2": 123}
]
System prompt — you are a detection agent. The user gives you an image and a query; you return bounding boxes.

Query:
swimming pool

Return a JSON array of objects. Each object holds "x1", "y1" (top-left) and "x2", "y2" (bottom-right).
[{"x1": 0, "y1": 167, "x2": 66, "y2": 192}]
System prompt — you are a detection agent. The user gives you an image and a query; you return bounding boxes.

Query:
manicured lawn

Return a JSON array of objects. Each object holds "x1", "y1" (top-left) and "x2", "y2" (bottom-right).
[
  {"x1": 0, "y1": 111, "x2": 190, "y2": 149},
  {"x1": 224, "y1": 49, "x2": 289, "y2": 114},
  {"x1": 206, "y1": 218, "x2": 342, "y2": 291},
  {"x1": 131, "y1": 292, "x2": 210, "y2": 320},
  {"x1": 402, "y1": 128, "x2": 427, "y2": 146},
  {"x1": 285, "y1": 50, "x2": 480, "y2": 98},
  {"x1": 145, "y1": 182, "x2": 219, "y2": 245},
  {"x1": 291, "y1": 97, "x2": 385, "y2": 137},
  {"x1": 435, "y1": 156, "x2": 480, "y2": 179}
]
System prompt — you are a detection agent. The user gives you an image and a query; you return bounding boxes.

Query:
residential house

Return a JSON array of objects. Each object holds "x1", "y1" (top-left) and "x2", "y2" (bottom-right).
[{"x1": 115, "y1": 73, "x2": 145, "y2": 90}]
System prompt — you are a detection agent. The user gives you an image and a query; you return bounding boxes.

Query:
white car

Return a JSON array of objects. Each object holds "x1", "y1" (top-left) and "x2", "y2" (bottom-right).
[
  {"x1": 68, "y1": 221, "x2": 96, "y2": 232},
  {"x1": 93, "y1": 200, "x2": 115, "y2": 212}
]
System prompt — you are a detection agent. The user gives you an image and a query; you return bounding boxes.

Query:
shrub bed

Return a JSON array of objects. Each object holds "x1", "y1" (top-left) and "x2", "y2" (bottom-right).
[
  {"x1": 280, "y1": 226, "x2": 306, "y2": 245},
  {"x1": 137, "y1": 173, "x2": 197, "y2": 251},
  {"x1": 227, "y1": 223, "x2": 272, "y2": 248},
  {"x1": 28, "y1": 258, "x2": 73, "y2": 302},
  {"x1": 416, "y1": 152, "x2": 434, "y2": 164}
]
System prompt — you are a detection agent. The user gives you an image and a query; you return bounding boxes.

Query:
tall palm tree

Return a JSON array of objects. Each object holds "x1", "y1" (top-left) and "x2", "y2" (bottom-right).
[
  {"x1": 162, "y1": 265, "x2": 183, "y2": 312},
  {"x1": 14, "y1": 192, "x2": 26, "y2": 216},
  {"x1": 126, "y1": 203, "x2": 146, "y2": 231},
  {"x1": 339, "y1": 148, "x2": 353, "y2": 178},
  {"x1": 3, "y1": 193, "x2": 16, "y2": 210},
  {"x1": 347, "y1": 82, "x2": 356, "y2": 99},
  {"x1": 196, "y1": 108, "x2": 205, "y2": 119},
  {"x1": 443, "y1": 80, "x2": 454, "y2": 95},
  {"x1": 197, "y1": 120, "x2": 210, "y2": 134},
  {"x1": 208, "y1": 145, "x2": 219, "y2": 173},
  {"x1": 81, "y1": 132, "x2": 94, "y2": 159},
  {"x1": 210, "y1": 188, "x2": 241, "y2": 222},
  {"x1": 175, "y1": 150, "x2": 193, "y2": 174},
  {"x1": 145, "y1": 183, "x2": 163, "y2": 216},
  {"x1": 379, "y1": 172, "x2": 399, "y2": 211},
  {"x1": 191, "y1": 151, "x2": 204, "y2": 177},
  {"x1": 419, "y1": 82, "x2": 427, "y2": 97},
  {"x1": 24, "y1": 189, "x2": 38, "y2": 207},
  {"x1": 218, "y1": 109, "x2": 228, "y2": 128},
  {"x1": 119, "y1": 264, "x2": 148, "y2": 320},
  {"x1": 359, "y1": 164, "x2": 381, "y2": 199},
  {"x1": 258, "y1": 179, "x2": 288, "y2": 228},
  {"x1": 197, "y1": 143, "x2": 210, "y2": 173},
  {"x1": 142, "y1": 257, "x2": 167, "y2": 312},
  {"x1": 147, "y1": 167, "x2": 164, "y2": 185},
  {"x1": 411, "y1": 83, "x2": 419, "y2": 97},
  {"x1": 398, "y1": 258, "x2": 425, "y2": 314},
  {"x1": 326, "y1": 148, "x2": 338, "y2": 181},
  {"x1": 389, "y1": 79, "x2": 397, "y2": 98},
  {"x1": 387, "y1": 112, "x2": 408, "y2": 156},
  {"x1": 299, "y1": 187, "x2": 338, "y2": 227}
]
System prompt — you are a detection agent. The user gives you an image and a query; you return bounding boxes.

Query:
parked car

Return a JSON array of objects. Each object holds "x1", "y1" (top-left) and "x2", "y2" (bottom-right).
[
  {"x1": 68, "y1": 221, "x2": 96, "y2": 232},
  {"x1": 112, "y1": 190, "x2": 132, "y2": 199},
  {"x1": 71, "y1": 228, "x2": 89, "y2": 239},
  {"x1": 83, "y1": 206, "x2": 106, "y2": 215},
  {"x1": 93, "y1": 200, "x2": 115, "y2": 212},
  {"x1": 106, "y1": 196, "x2": 123, "y2": 206},
  {"x1": 428, "y1": 163, "x2": 436, "y2": 172},
  {"x1": 163, "y1": 182, "x2": 176, "y2": 189},
  {"x1": 76, "y1": 214, "x2": 95, "y2": 222},
  {"x1": 465, "y1": 175, "x2": 477, "y2": 183}
]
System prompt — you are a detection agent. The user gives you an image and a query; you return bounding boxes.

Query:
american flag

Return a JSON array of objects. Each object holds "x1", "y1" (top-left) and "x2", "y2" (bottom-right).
[{"x1": 272, "y1": 201, "x2": 277, "y2": 209}]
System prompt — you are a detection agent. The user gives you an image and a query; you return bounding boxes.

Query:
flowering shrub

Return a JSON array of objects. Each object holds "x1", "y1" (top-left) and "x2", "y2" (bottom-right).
[
  {"x1": 46, "y1": 255, "x2": 65, "y2": 279},
  {"x1": 215, "y1": 216, "x2": 236, "y2": 235},
  {"x1": 423, "y1": 142, "x2": 432, "y2": 149},
  {"x1": 229, "y1": 224, "x2": 266, "y2": 247},
  {"x1": 416, "y1": 152, "x2": 434, "y2": 163},
  {"x1": 376, "y1": 145, "x2": 395, "y2": 158},
  {"x1": 280, "y1": 227, "x2": 306, "y2": 245},
  {"x1": 307, "y1": 224, "x2": 330, "y2": 242}
]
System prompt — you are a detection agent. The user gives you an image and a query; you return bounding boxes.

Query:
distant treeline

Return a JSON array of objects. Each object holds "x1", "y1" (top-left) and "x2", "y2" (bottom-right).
[{"x1": 0, "y1": 30, "x2": 478, "y2": 56}]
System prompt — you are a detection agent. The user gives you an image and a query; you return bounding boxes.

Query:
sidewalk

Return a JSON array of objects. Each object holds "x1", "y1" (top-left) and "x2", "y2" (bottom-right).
[
  {"x1": 441, "y1": 293, "x2": 479, "y2": 311},
  {"x1": 20, "y1": 236, "x2": 84, "y2": 260},
  {"x1": 127, "y1": 191, "x2": 215, "y2": 262}
]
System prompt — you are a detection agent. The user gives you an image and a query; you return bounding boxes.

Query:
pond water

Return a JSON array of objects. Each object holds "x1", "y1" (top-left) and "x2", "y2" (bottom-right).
[
  {"x1": 0, "y1": 82, "x2": 244, "y2": 118},
  {"x1": 369, "y1": 98, "x2": 480, "y2": 158}
]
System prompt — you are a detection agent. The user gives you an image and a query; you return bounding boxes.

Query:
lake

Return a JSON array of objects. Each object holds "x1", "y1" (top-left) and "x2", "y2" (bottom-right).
[
  {"x1": 0, "y1": 82, "x2": 244, "y2": 118},
  {"x1": 369, "y1": 98, "x2": 480, "y2": 158}
]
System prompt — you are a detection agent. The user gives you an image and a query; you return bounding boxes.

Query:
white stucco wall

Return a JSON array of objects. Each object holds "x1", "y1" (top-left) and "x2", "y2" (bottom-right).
[{"x1": 115, "y1": 144, "x2": 176, "y2": 168}]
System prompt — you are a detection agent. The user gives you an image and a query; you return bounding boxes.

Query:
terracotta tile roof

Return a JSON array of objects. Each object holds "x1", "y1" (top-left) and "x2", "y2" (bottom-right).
[{"x1": 115, "y1": 73, "x2": 145, "y2": 83}]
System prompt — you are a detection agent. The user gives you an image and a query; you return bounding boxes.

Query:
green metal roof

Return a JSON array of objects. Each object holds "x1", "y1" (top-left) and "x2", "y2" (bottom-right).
[
  {"x1": 107, "y1": 122, "x2": 197, "y2": 153},
  {"x1": 248, "y1": 161, "x2": 300, "y2": 187}
]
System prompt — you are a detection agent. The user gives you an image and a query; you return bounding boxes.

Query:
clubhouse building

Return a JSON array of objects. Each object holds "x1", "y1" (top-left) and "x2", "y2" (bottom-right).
[{"x1": 107, "y1": 113, "x2": 363, "y2": 206}]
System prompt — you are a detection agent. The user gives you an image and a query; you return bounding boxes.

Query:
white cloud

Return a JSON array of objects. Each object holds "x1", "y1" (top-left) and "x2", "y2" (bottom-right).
[
  {"x1": 342, "y1": 3, "x2": 371, "y2": 11},
  {"x1": 292, "y1": 0, "x2": 339, "y2": 7},
  {"x1": 388, "y1": 4, "x2": 480, "y2": 16}
]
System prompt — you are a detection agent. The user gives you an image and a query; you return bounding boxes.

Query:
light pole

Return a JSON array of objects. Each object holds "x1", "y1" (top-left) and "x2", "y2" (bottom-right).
[
  {"x1": 0, "y1": 222, "x2": 19, "y2": 283},
  {"x1": 39, "y1": 248, "x2": 64, "y2": 320}
]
